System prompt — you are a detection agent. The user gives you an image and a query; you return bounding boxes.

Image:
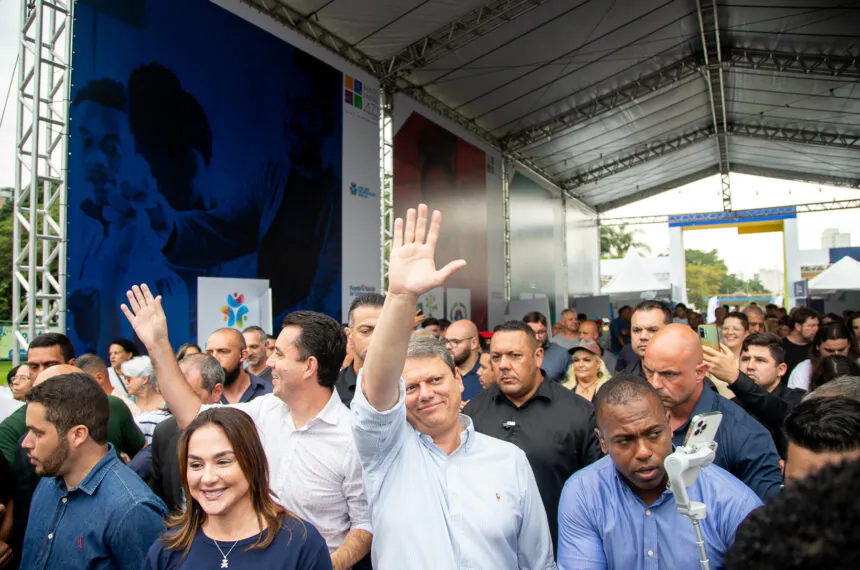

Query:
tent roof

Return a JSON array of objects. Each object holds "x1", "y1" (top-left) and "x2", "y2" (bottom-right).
[
  {"x1": 601, "y1": 249, "x2": 667, "y2": 294},
  {"x1": 252, "y1": 0, "x2": 860, "y2": 211},
  {"x1": 808, "y1": 256, "x2": 860, "y2": 292}
]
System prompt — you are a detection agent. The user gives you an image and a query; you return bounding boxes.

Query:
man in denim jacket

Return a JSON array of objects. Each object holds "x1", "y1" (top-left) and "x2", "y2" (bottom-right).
[{"x1": 20, "y1": 372, "x2": 166, "y2": 569}]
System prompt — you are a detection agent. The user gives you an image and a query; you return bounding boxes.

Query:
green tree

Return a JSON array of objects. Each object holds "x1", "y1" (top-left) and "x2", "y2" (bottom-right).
[
  {"x1": 0, "y1": 187, "x2": 61, "y2": 322},
  {"x1": 685, "y1": 248, "x2": 771, "y2": 308},
  {"x1": 0, "y1": 195, "x2": 13, "y2": 321},
  {"x1": 600, "y1": 225, "x2": 652, "y2": 259}
]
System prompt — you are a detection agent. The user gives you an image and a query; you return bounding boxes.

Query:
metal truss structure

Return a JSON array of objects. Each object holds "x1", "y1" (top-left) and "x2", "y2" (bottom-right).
[
  {"x1": 500, "y1": 48, "x2": 860, "y2": 155},
  {"x1": 560, "y1": 123, "x2": 859, "y2": 191},
  {"x1": 727, "y1": 48, "x2": 860, "y2": 79},
  {"x1": 379, "y1": 87, "x2": 394, "y2": 290},
  {"x1": 12, "y1": 0, "x2": 72, "y2": 364},
  {"x1": 500, "y1": 54, "x2": 704, "y2": 153},
  {"x1": 598, "y1": 198, "x2": 860, "y2": 226},
  {"x1": 696, "y1": 0, "x2": 732, "y2": 211},
  {"x1": 560, "y1": 125, "x2": 715, "y2": 189},
  {"x1": 381, "y1": 0, "x2": 548, "y2": 82}
]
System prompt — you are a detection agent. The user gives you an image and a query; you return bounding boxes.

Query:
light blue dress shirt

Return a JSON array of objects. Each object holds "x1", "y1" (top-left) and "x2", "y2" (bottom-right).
[
  {"x1": 352, "y1": 371, "x2": 556, "y2": 570},
  {"x1": 557, "y1": 456, "x2": 762, "y2": 570}
]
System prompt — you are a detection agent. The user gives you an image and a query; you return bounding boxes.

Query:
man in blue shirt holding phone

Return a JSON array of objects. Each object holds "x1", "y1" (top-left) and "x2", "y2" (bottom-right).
[{"x1": 558, "y1": 374, "x2": 761, "y2": 569}]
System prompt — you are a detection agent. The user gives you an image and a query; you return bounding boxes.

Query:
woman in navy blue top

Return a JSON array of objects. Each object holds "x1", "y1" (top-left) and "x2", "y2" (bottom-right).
[{"x1": 145, "y1": 407, "x2": 332, "y2": 569}]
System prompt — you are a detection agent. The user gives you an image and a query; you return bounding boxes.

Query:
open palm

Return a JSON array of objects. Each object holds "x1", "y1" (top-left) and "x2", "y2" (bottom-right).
[
  {"x1": 388, "y1": 205, "x2": 466, "y2": 297},
  {"x1": 120, "y1": 284, "x2": 170, "y2": 348}
]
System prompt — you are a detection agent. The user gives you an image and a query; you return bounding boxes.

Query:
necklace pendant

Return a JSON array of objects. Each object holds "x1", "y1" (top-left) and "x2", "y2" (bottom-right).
[{"x1": 221, "y1": 558, "x2": 229, "y2": 569}]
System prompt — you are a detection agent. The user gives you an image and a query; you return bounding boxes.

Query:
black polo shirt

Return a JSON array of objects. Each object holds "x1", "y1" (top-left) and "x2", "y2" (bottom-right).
[{"x1": 462, "y1": 378, "x2": 603, "y2": 552}]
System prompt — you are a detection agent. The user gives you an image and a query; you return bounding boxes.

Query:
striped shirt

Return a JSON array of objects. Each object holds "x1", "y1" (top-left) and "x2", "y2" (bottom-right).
[{"x1": 134, "y1": 409, "x2": 171, "y2": 445}]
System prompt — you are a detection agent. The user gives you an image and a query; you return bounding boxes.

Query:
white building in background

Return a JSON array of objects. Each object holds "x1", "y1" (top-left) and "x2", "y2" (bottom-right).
[
  {"x1": 757, "y1": 269, "x2": 784, "y2": 295},
  {"x1": 821, "y1": 228, "x2": 851, "y2": 249}
]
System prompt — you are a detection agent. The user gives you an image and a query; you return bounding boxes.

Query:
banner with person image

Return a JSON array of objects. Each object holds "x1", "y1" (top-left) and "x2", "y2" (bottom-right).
[{"x1": 66, "y1": 0, "x2": 380, "y2": 356}]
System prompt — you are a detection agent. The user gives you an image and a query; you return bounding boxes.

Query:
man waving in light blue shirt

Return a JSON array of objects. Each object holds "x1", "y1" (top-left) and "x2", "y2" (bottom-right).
[
  {"x1": 353, "y1": 204, "x2": 555, "y2": 569},
  {"x1": 558, "y1": 374, "x2": 761, "y2": 570}
]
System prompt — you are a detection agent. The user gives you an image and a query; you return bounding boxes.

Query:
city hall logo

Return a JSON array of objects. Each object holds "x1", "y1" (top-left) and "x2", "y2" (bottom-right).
[
  {"x1": 450, "y1": 302, "x2": 468, "y2": 321},
  {"x1": 221, "y1": 292, "x2": 249, "y2": 328},
  {"x1": 349, "y1": 284, "x2": 378, "y2": 297},
  {"x1": 349, "y1": 182, "x2": 376, "y2": 199}
]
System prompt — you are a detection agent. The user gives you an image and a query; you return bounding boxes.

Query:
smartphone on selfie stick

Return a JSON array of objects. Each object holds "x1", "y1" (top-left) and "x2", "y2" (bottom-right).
[{"x1": 664, "y1": 411, "x2": 723, "y2": 570}]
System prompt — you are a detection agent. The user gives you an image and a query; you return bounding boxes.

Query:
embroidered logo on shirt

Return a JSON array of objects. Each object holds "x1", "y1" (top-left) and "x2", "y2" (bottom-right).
[{"x1": 495, "y1": 493, "x2": 501, "y2": 501}]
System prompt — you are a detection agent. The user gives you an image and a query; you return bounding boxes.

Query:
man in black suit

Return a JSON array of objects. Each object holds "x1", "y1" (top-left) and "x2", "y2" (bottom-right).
[{"x1": 150, "y1": 353, "x2": 224, "y2": 511}]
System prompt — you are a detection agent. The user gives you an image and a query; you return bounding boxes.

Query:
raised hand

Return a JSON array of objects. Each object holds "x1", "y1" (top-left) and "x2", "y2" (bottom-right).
[
  {"x1": 387, "y1": 204, "x2": 466, "y2": 298},
  {"x1": 120, "y1": 284, "x2": 170, "y2": 349}
]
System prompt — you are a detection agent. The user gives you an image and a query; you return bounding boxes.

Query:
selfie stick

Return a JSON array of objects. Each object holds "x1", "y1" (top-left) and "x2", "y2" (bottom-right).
[{"x1": 664, "y1": 441, "x2": 718, "y2": 570}]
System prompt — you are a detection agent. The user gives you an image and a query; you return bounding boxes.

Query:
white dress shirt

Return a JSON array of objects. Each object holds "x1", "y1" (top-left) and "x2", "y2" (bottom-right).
[{"x1": 205, "y1": 390, "x2": 371, "y2": 552}]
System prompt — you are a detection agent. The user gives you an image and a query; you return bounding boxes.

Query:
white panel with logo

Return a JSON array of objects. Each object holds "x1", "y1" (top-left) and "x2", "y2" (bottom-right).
[
  {"x1": 197, "y1": 277, "x2": 272, "y2": 343},
  {"x1": 417, "y1": 287, "x2": 445, "y2": 319},
  {"x1": 446, "y1": 288, "x2": 471, "y2": 322}
]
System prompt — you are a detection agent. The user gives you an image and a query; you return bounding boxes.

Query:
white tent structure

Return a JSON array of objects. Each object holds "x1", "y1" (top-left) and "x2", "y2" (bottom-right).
[
  {"x1": 809, "y1": 257, "x2": 860, "y2": 294},
  {"x1": 601, "y1": 249, "x2": 667, "y2": 296}
]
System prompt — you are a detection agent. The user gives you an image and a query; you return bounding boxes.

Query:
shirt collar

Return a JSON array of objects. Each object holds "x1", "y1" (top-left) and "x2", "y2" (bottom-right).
[
  {"x1": 417, "y1": 414, "x2": 476, "y2": 454},
  {"x1": 610, "y1": 460, "x2": 673, "y2": 508},
  {"x1": 55, "y1": 443, "x2": 118, "y2": 496},
  {"x1": 316, "y1": 389, "x2": 344, "y2": 426},
  {"x1": 492, "y1": 375, "x2": 554, "y2": 406}
]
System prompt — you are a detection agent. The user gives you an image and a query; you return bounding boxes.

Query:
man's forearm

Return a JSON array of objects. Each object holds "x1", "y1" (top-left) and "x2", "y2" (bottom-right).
[
  {"x1": 330, "y1": 529, "x2": 372, "y2": 570},
  {"x1": 146, "y1": 337, "x2": 201, "y2": 428},
  {"x1": 361, "y1": 293, "x2": 417, "y2": 410}
]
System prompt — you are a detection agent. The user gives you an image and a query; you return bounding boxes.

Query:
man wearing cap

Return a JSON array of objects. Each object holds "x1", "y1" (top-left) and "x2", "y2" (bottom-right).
[
  {"x1": 464, "y1": 320, "x2": 603, "y2": 552},
  {"x1": 562, "y1": 339, "x2": 609, "y2": 402}
]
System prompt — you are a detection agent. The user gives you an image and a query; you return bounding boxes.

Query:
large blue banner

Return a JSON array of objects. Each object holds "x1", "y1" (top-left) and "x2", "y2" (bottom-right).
[{"x1": 67, "y1": 0, "x2": 343, "y2": 356}]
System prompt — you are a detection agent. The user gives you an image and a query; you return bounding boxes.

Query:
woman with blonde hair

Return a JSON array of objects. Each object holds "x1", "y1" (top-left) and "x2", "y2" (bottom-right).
[
  {"x1": 145, "y1": 407, "x2": 331, "y2": 569},
  {"x1": 562, "y1": 339, "x2": 609, "y2": 402}
]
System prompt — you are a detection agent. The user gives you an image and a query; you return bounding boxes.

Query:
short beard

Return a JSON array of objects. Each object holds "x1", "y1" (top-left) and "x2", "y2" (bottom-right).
[
  {"x1": 36, "y1": 435, "x2": 70, "y2": 477},
  {"x1": 223, "y1": 365, "x2": 242, "y2": 386},
  {"x1": 453, "y1": 350, "x2": 471, "y2": 367}
]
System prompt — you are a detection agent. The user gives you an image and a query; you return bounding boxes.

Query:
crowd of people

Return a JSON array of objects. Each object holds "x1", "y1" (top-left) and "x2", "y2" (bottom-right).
[{"x1": 0, "y1": 203, "x2": 859, "y2": 569}]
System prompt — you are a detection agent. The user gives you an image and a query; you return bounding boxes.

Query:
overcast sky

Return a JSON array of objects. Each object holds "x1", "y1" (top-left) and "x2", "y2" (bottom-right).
[{"x1": 0, "y1": 0, "x2": 856, "y2": 282}]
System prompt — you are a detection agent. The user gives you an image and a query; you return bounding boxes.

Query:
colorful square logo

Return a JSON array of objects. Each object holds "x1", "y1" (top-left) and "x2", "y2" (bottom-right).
[{"x1": 344, "y1": 74, "x2": 364, "y2": 110}]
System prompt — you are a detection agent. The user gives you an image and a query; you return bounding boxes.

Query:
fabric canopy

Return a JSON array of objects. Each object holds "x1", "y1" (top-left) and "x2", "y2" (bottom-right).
[
  {"x1": 601, "y1": 249, "x2": 666, "y2": 295},
  {"x1": 808, "y1": 256, "x2": 860, "y2": 293}
]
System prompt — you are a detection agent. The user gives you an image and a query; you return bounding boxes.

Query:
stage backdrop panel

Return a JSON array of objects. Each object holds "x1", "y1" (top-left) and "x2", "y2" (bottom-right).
[
  {"x1": 567, "y1": 200, "x2": 601, "y2": 297},
  {"x1": 509, "y1": 170, "x2": 567, "y2": 323},
  {"x1": 67, "y1": 0, "x2": 379, "y2": 356},
  {"x1": 393, "y1": 97, "x2": 503, "y2": 330}
]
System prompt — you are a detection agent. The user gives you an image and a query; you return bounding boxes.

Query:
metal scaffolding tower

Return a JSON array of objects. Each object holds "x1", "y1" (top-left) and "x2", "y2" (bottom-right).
[
  {"x1": 11, "y1": 0, "x2": 73, "y2": 364},
  {"x1": 379, "y1": 87, "x2": 394, "y2": 290}
]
